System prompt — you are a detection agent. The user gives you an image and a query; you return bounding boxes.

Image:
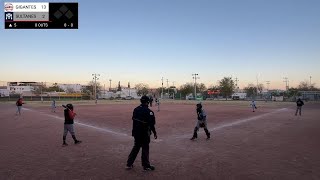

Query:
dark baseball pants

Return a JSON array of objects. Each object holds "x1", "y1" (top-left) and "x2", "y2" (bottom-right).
[
  {"x1": 295, "y1": 106, "x2": 302, "y2": 116},
  {"x1": 127, "y1": 135, "x2": 151, "y2": 167}
]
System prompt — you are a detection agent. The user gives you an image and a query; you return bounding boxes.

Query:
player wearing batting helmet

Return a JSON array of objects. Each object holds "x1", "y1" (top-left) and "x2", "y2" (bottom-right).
[
  {"x1": 190, "y1": 103, "x2": 210, "y2": 140},
  {"x1": 126, "y1": 95, "x2": 158, "y2": 171}
]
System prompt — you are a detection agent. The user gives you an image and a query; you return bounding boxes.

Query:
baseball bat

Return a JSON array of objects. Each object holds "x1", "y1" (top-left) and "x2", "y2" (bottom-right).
[
  {"x1": 62, "y1": 105, "x2": 77, "y2": 116},
  {"x1": 62, "y1": 105, "x2": 69, "y2": 110}
]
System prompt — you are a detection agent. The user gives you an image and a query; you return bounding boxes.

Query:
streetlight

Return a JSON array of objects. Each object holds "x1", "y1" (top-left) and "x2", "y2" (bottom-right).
[
  {"x1": 172, "y1": 81, "x2": 175, "y2": 100},
  {"x1": 167, "y1": 79, "x2": 169, "y2": 96},
  {"x1": 265, "y1": 81, "x2": 270, "y2": 91},
  {"x1": 192, "y1": 74, "x2": 199, "y2": 100},
  {"x1": 40, "y1": 82, "x2": 43, "y2": 102},
  {"x1": 161, "y1": 77, "x2": 164, "y2": 99},
  {"x1": 283, "y1": 77, "x2": 289, "y2": 91},
  {"x1": 92, "y1": 74, "x2": 100, "y2": 104},
  {"x1": 235, "y1": 77, "x2": 239, "y2": 89}
]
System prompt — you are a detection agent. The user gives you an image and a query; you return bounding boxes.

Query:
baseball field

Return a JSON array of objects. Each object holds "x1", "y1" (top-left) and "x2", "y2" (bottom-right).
[{"x1": 0, "y1": 100, "x2": 320, "y2": 180}]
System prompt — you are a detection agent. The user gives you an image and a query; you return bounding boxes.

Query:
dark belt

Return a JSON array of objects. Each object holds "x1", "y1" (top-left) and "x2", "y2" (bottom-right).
[{"x1": 133, "y1": 118, "x2": 147, "y2": 124}]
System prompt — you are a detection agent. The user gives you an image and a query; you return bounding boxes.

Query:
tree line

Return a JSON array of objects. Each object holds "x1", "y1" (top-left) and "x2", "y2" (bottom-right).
[
  {"x1": 31, "y1": 78, "x2": 319, "y2": 99},
  {"x1": 134, "y1": 78, "x2": 319, "y2": 99}
]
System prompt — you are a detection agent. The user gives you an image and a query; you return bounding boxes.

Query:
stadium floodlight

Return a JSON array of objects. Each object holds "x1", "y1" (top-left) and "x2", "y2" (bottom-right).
[
  {"x1": 192, "y1": 74, "x2": 199, "y2": 100},
  {"x1": 161, "y1": 77, "x2": 164, "y2": 99},
  {"x1": 92, "y1": 74, "x2": 100, "y2": 104}
]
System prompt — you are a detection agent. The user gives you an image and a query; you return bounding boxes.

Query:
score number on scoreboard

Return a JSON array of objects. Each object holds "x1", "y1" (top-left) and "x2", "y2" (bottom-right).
[{"x1": 4, "y1": 2, "x2": 78, "y2": 29}]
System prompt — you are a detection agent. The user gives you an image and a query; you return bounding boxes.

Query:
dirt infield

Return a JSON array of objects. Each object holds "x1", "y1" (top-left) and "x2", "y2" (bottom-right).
[{"x1": 1, "y1": 101, "x2": 320, "y2": 180}]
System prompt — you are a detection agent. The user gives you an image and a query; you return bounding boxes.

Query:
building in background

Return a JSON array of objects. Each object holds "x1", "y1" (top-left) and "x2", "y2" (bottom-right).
[
  {"x1": 0, "y1": 86, "x2": 9, "y2": 97},
  {"x1": 6, "y1": 82, "x2": 41, "y2": 96},
  {"x1": 98, "y1": 87, "x2": 139, "y2": 99},
  {"x1": 58, "y1": 84, "x2": 82, "y2": 93},
  {"x1": 299, "y1": 91, "x2": 320, "y2": 101}
]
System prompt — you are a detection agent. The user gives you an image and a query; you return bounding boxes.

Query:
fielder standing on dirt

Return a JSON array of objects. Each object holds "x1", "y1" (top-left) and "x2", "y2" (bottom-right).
[
  {"x1": 51, "y1": 99, "x2": 56, "y2": 113},
  {"x1": 190, "y1": 103, "x2": 210, "y2": 140},
  {"x1": 155, "y1": 98, "x2": 160, "y2": 112},
  {"x1": 250, "y1": 100, "x2": 257, "y2": 112},
  {"x1": 149, "y1": 95, "x2": 154, "y2": 107},
  {"x1": 295, "y1": 98, "x2": 304, "y2": 116},
  {"x1": 15, "y1": 98, "x2": 24, "y2": 116},
  {"x1": 126, "y1": 95, "x2": 158, "y2": 171}
]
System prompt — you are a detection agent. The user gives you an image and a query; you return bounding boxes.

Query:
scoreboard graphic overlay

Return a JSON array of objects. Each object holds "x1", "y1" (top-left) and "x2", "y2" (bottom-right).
[{"x1": 4, "y1": 2, "x2": 78, "y2": 29}]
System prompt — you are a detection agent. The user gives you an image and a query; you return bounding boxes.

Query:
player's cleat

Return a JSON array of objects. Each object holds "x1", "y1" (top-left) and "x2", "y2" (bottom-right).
[
  {"x1": 143, "y1": 165, "x2": 155, "y2": 171},
  {"x1": 206, "y1": 134, "x2": 211, "y2": 140},
  {"x1": 190, "y1": 137, "x2": 197, "y2": 140},
  {"x1": 125, "y1": 165, "x2": 133, "y2": 170},
  {"x1": 62, "y1": 142, "x2": 68, "y2": 146},
  {"x1": 74, "y1": 140, "x2": 82, "y2": 144}
]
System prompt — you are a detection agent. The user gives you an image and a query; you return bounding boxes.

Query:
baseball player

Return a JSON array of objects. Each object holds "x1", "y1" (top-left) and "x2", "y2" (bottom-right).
[
  {"x1": 190, "y1": 103, "x2": 210, "y2": 140},
  {"x1": 126, "y1": 96, "x2": 157, "y2": 171},
  {"x1": 155, "y1": 98, "x2": 160, "y2": 112},
  {"x1": 250, "y1": 100, "x2": 257, "y2": 112},
  {"x1": 51, "y1": 99, "x2": 56, "y2": 113},
  {"x1": 295, "y1": 98, "x2": 304, "y2": 116},
  {"x1": 15, "y1": 98, "x2": 24, "y2": 115},
  {"x1": 149, "y1": 95, "x2": 154, "y2": 107},
  {"x1": 62, "y1": 104, "x2": 82, "y2": 146}
]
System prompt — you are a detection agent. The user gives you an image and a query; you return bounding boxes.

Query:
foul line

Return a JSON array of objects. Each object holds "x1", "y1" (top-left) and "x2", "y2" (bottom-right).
[
  {"x1": 211, "y1": 108, "x2": 288, "y2": 131},
  {"x1": 23, "y1": 108, "x2": 129, "y2": 137},
  {"x1": 22, "y1": 107, "x2": 288, "y2": 141},
  {"x1": 177, "y1": 108, "x2": 289, "y2": 139}
]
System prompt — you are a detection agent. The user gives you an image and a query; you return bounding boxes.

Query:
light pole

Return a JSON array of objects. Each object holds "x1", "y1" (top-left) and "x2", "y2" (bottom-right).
[
  {"x1": 40, "y1": 82, "x2": 43, "y2": 102},
  {"x1": 166, "y1": 79, "x2": 169, "y2": 96},
  {"x1": 235, "y1": 77, "x2": 239, "y2": 89},
  {"x1": 92, "y1": 74, "x2": 100, "y2": 104},
  {"x1": 192, "y1": 74, "x2": 199, "y2": 100},
  {"x1": 172, "y1": 81, "x2": 175, "y2": 100},
  {"x1": 109, "y1": 79, "x2": 112, "y2": 91},
  {"x1": 256, "y1": 74, "x2": 260, "y2": 95},
  {"x1": 283, "y1": 77, "x2": 289, "y2": 91},
  {"x1": 161, "y1": 77, "x2": 164, "y2": 99},
  {"x1": 266, "y1": 81, "x2": 270, "y2": 91}
]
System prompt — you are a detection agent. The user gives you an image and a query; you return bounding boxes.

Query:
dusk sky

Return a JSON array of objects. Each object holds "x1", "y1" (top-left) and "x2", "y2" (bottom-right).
[{"x1": 1, "y1": 0, "x2": 319, "y2": 89}]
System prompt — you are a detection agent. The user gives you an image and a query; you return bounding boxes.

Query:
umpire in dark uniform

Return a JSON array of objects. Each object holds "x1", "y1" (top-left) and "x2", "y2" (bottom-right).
[{"x1": 126, "y1": 95, "x2": 158, "y2": 171}]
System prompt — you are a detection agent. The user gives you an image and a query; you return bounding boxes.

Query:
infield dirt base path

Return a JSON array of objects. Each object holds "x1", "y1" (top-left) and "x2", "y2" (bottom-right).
[{"x1": 0, "y1": 102, "x2": 320, "y2": 180}]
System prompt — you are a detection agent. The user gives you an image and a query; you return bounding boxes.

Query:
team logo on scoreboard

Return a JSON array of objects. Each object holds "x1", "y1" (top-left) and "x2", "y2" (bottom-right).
[
  {"x1": 5, "y1": 12, "x2": 13, "y2": 21},
  {"x1": 4, "y1": 3, "x2": 14, "y2": 12}
]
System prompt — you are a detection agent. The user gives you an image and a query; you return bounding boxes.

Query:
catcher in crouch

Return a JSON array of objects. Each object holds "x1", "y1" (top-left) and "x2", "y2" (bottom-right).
[
  {"x1": 190, "y1": 103, "x2": 211, "y2": 140},
  {"x1": 191, "y1": 103, "x2": 210, "y2": 140}
]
